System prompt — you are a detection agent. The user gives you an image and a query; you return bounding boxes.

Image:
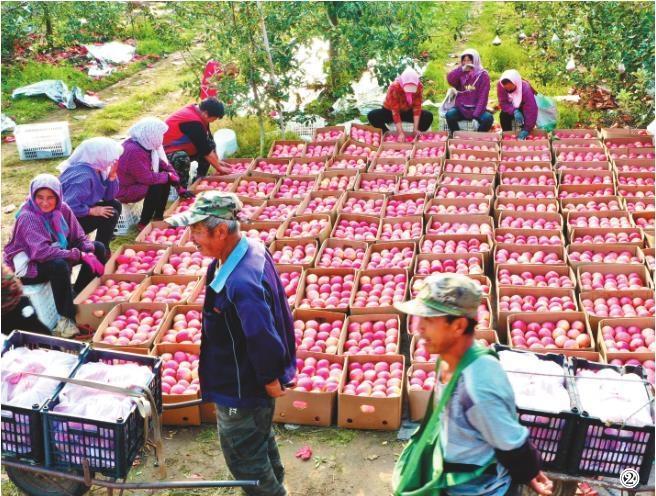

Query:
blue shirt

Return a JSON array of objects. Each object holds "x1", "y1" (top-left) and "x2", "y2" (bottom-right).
[{"x1": 60, "y1": 163, "x2": 119, "y2": 217}]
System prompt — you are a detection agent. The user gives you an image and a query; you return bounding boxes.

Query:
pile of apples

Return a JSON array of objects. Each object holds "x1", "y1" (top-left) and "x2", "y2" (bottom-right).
[
  {"x1": 609, "y1": 358, "x2": 655, "y2": 385},
  {"x1": 435, "y1": 187, "x2": 490, "y2": 200},
  {"x1": 244, "y1": 226, "x2": 277, "y2": 245},
  {"x1": 398, "y1": 177, "x2": 436, "y2": 194},
  {"x1": 282, "y1": 218, "x2": 329, "y2": 238},
  {"x1": 568, "y1": 248, "x2": 641, "y2": 265},
  {"x1": 380, "y1": 219, "x2": 422, "y2": 241},
  {"x1": 450, "y1": 152, "x2": 495, "y2": 161},
  {"x1": 359, "y1": 177, "x2": 397, "y2": 194},
  {"x1": 646, "y1": 253, "x2": 655, "y2": 270},
  {"x1": 496, "y1": 202, "x2": 558, "y2": 213},
  {"x1": 407, "y1": 161, "x2": 441, "y2": 176},
  {"x1": 500, "y1": 216, "x2": 561, "y2": 230},
  {"x1": 290, "y1": 160, "x2": 326, "y2": 175},
  {"x1": 237, "y1": 203, "x2": 262, "y2": 222},
  {"x1": 553, "y1": 142, "x2": 602, "y2": 149},
  {"x1": 499, "y1": 164, "x2": 551, "y2": 173},
  {"x1": 98, "y1": 307, "x2": 165, "y2": 346},
  {"x1": 561, "y1": 199, "x2": 622, "y2": 212},
  {"x1": 503, "y1": 153, "x2": 551, "y2": 162},
  {"x1": 421, "y1": 238, "x2": 490, "y2": 255},
  {"x1": 412, "y1": 338, "x2": 437, "y2": 363},
  {"x1": 558, "y1": 188, "x2": 615, "y2": 199},
  {"x1": 160, "y1": 250, "x2": 212, "y2": 276},
  {"x1": 440, "y1": 176, "x2": 493, "y2": 187},
  {"x1": 450, "y1": 142, "x2": 496, "y2": 152},
  {"x1": 557, "y1": 151, "x2": 607, "y2": 162},
  {"x1": 497, "y1": 189, "x2": 554, "y2": 199},
  {"x1": 617, "y1": 175, "x2": 654, "y2": 186},
  {"x1": 315, "y1": 129, "x2": 345, "y2": 141},
  {"x1": 270, "y1": 144, "x2": 304, "y2": 158},
  {"x1": 609, "y1": 151, "x2": 655, "y2": 160},
  {"x1": 510, "y1": 318, "x2": 591, "y2": 350},
  {"x1": 352, "y1": 273, "x2": 406, "y2": 310},
  {"x1": 497, "y1": 268, "x2": 574, "y2": 288},
  {"x1": 271, "y1": 241, "x2": 317, "y2": 265},
  {"x1": 616, "y1": 163, "x2": 656, "y2": 172},
  {"x1": 444, "y1": 163, "x2": 496, "y2": 174},
  {"x1": 407, "y1": 368, "x2": 436, "y2": 392},
  {"x1": 554, "y1": 131, "x2": 596, "y2": 139},
  {"x1": 379, "y1": 147, "x2": 412, "y2": 159},
  {"x1": 235, "y1": 179, "x2": 276, "y2": 199},
  {"x1": 606, "y1": 140, "x2": 653, "y2": 149},
  {"x1": 569, "y1": 215, "x2": 633, "y2": 229},
  {"x1": 571, "y1": 231, "x2": 642, "y2": 244},
  {"x1": 330, "y1": 157, "x2": 367, "y2": 170},
  {"x1": 114, "y1": 248, "x2": 167, "y2": 274},
  {"x1": 417, "y1": 132, "x2": 448, "y2": 142},
  {"x1": 350, "y1": 127, "x2": 381, "y2": 146},
  {"x1": 226, "y1": 160, "x2": 252, "y2": 174},
  {"x1": 502, "y1": 143, "x2": 549, "y2": 152},
  {"x1": 170, "y1": 197, "x2": 196, "y2": 214},
  {"x1": 297, "y1": 272, "x2": 355, "y2": 310},
  {"x1": 340, "y1": 196, "x2": 384, "y2": 216},
  {"x1": 504, "y1": 132, "x2": 548, "y2": 140},
  {"x1": 384, "y1": 133, "x2": 415, "y2": 143},
  {"x1": 317, "y1": 244, "x2": 366, "y2": 269},
  {"x1": 82, "y1": 279, "x2": 140, "y2": 304},
  {"x1": 317, "y1": 174, "x2": 355, "y2": 191},
  {"x1": 495, "y1": 249, "x2": 563, "y2": 265},
  {"x1": 499, "y1": 294, "x2": 577, "y2": 313},
  {"x1": 274, "y1": 177, "x2": 316, "y2": 199},
  {"x1": 253, "y1": 159, "x2": 290, "y2": 175},
  {"x1": 255, "y1": 202, "x2": 299, "y2": 222},
  {"x1": 371, "y1": 161, "x2": 407, "y2": 174},
  {"x1": 561, "y1": 174, "x2": 612, "y2": 185},
  {"x1": 625, "y1": 200, "x2": 656, "y2": 212},
  {"x1": 294, "y1": 317, "x2": 344, "y2": 354},
  {"x1": 416, "y1": 257, "x2": 483, "y2": 276},
  {"x1": 366, "y1": 246, "x2": 414, "y2": 270},
  {"x1": 292, "y1": 356, "x2": 343, "y2": 393},
  {"x1": 343, "y1": 142, "x2": 376, "y2": 159},
  {"x1": 137, "y1": 280, "x2": 197, "y2": 304},
  {"x1": 333, "y1": 218, "x2": 379, "y2": 241},
  {"x1": 413, "y1": 145, "x2": 444, "y2": 159},
  {"x1": 495, "y1": 232, "x2": 562, "y2": 245},
  {"x1": 386, "y1": 197, "x2": 425, "y2": 217},
  {"x1": 501, "y1": 175, "x2": 556, "y2": 186},
  {"x1": 341, "y1": 361, "x2": 403, "y2": 397},
  {"x1": 279, "y1": 270, "x2": 301, "y2": 307},
  {"x1": 634, "y1": 216, "x2": 655, "y2": 230},
  {"x1": 428, "y1": 220, "x2": 492, "y2": 236},
  {"x1": 160, "y1": 351, "x2": 200, "y2": 396},
  {"x1": 159, "y1": 309, "x2": 202, "y2": 345},
  {"x1": 143, "y1": 226, "x2": 188, "y2": 245},
  {"x1": 305, "y1": 143, "x2": 336, "y2": 157},
  {"x1": 194, "y1": 177, "x2": 234, "y2": 192},
  {"x1": 580, "y1": 270, "x2": 648, "y2": 291},
  {"x1": 342, "y1": 318, "x2": 399, "y2": 355},
  {"x1": 601, "y1": 324, "x2": 654, "y2": 353},
  {"x1": 581, "y1": 296, "x2": 655, "y2": 318}
]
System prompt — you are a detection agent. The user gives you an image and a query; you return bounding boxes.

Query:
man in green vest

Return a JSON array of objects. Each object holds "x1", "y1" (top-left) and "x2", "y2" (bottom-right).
[{"x1": 392, "y1": 273, "x2": 554, "y2": 496}]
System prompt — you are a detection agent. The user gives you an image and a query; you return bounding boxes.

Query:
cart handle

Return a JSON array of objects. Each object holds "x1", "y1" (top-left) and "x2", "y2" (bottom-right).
[{"x1": 163, "y1": 398, "x2": 205, "y2": 410}]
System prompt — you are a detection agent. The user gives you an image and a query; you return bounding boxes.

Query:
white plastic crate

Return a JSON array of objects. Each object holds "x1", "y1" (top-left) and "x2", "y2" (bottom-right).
[
  {"x1": 14, "y1": 121, "x2": 72, "y2": 161},
  {"x1": 114, "y1": 200, "x2": 143, "y2": 235},
  {"x1": 22, "y1": 282, "x2": 59, "y2": 330},
  {"x1": 438, "y1": 116, "x2": 480, "y2": 132},
  {"x1": 385, "y1": 122, "x2": 415, "y2": 133}
]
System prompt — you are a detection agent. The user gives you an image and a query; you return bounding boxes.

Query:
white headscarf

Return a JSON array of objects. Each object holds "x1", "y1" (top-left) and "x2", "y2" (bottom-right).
[
  {"x1": 57, "y1": 137, "x2": 124, "y2": 179},
  {"x1": 127, "y1": 117, "x2": 169, "y2": 173},
  {"x1": 500, "y1": 69, "x2": 523, "y2": 109}
]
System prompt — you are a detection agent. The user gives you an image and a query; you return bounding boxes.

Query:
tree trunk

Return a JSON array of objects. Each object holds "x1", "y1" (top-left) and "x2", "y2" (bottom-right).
[
  {"x1": 325, "y1": 2, "x2": 340, "y2": 101},
  {"x1": 250, "y1": 78, "x2": 266, "y2": 156},
  {"x1": 42, "y1": 3, "x2": 54, "y2": 49}
]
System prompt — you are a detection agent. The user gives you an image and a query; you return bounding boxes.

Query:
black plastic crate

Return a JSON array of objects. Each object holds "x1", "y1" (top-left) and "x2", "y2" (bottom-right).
[
  {"x1": 1, "y1": 331, "x2": 87, "y2": 463},
  {"x1": 43, "y1": 348, "x2": 162, "y2": 479},
  {"x1": 567, "y1": 358, "x2": 655, "y2": 484},
  {"x1": 494, "y1": 345, "x2": 579, "y2": 472}
]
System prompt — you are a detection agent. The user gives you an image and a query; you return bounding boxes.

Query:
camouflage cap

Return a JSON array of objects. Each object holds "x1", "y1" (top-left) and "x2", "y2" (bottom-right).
[
  {"x1": 394, "y1": 273, "x2": 482, "y2": 319},
  {"x1": 165, "y1": 191, "x2": 242, "y2": 227}
]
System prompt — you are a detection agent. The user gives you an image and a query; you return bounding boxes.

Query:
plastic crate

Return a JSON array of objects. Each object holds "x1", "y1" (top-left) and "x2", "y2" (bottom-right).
[
  {"x1": 1, "y1": 331, "x2": 88, "y2": 463},
  {"x1": 567, "y1": 358, "x2": 655, "y2": 484},
  {"x1": 494, "y1": 345, "x2": 579, "y2": 472},
  {"x1": 21, "y1": 282, "x2": 59, "y2": 330},
  {"x1": 15, "y1": 121, "x2": 72, "y2": 161},
  {"x1": 43, "y1": 348, "x2": 162, "y2": 479},
  {"x1": 114, "y1": 200, "x2": 143, "y2": 235},
  {"x1": 437, "y1": 116, "x2": 479, "y2": 132}
]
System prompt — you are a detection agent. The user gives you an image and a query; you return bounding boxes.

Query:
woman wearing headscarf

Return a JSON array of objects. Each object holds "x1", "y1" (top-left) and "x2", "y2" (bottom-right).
[
  {"x1": 117, "y1": 117, "x2": 192, "y2": 230},
  {"x1": 445, "y1": 48, "x2": 494, "y2": 133},
  {"x1": 4, "y1": 174, "x2": 107, "y2": 338},
  {"x1": 59, "y1": 137, "x2": 124, "y2": 250},
  {"x1": 367, "y1": 67, "x2": 434, "y2": 142},
  {"x1": 497, "y1": 69, "x2": 539, "y2": 140}
]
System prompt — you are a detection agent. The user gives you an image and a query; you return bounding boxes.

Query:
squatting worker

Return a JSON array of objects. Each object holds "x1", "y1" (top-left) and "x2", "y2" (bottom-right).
[
  {"x1": 165, "y1": 191, "x2": 295, "y2": 496},
  {"x1": 392, "y1": 273, "x2": 553, "y2": 496},
  {"x1": 497, "y1": 69, "x2": 538, "y2": 140},
  {"x1": 367, "y1": 67, "x2": 434, "y2": 142},
  {"x1": 163, "y1": 97, "x2": 233, "y2": 186}
]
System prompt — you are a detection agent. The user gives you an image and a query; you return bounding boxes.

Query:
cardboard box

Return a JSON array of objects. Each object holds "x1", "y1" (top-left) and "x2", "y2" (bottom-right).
[
  {"x1": 496, "y1": 184, "x2": 557, "y2": 199},
  {"x1": 495, "y1": 263, "x2": 575, "y2": 290},
  {"x1": 304, "y1": 141, "x2": 339, "y2": 160},
  {"x1": 187, "y1": 276, "x2": 206, "y2": 305},
  {"x1": 436, "y1": 184, "x2": 494, "y2": 199},
  {"x1": 315, "y1": 238, "x2": 369, "y2": 270},
  {"x1": 233, "y1": 175, "x2": 280, "y2": 200},
  {"x1": 292, "y1": 308, "x2": 347, "y2": 354},
  {"x1": 566, "y1": 243, "x2": 645, "y2": 269},
  {"x1": 414, "y1": 252, "x2": 485, "y2": 277},
  {"x1": 500, "y1": 150, "x2": 551, "y2": 163},
  {"x1": 349, "y1": 269, "x2": 408, "y2": 315},
  {"x1": 407, "y1": 158, "x2": 443, "y2": 176},
  {"x1": 295, "y1": 268, "x2": 357, "y2": 313},
  {"x1": 313, "y1": 125, "x2": 346, "y2": 143},
  {"x1": 597, "y1": 317, "x2": 655, "y2": 363},
  {"x1": 494, "y1": 198, "x2": 559, "y2": 222},
  {"x1": 607, "y1": 146, "x2": 656, "y2": 162},
  {"x1": 406, "y1": 362, "x2": 435, "y2": 421},
  {"x1": 397, "y1": 175, "x2": 438, "y2": 195},
  {"x1": 240, "y1": 220, "x2": 279, "y2": 246},
  {"x1": 408, "y1": 333, "x2": 436, "y2": 362},
  {"x1": 425, "y1": 197, "x2": 491, "y2": 219},
  {"x1": 616, "y1": 171, "x2": 655, "y2": 187},
  {"x1": 448, "y1": 145, "x2": 500, "y2": 163},
  {"x1": 331, "y1": 213, "x2": 381, "y2": 243},
  {"x1": 153, "y1": 245, "x2": 213, "y2": 277},
  {"x1": 130, "y1": 275, "x2": 201, "y2": 305},
  {"x1": 501, "y1": 139, "x2": 551, "y2": 152},
  {"x1": 368, "y1": 156, "x2": 408, "y2": 176},
  {"x1": 274, "y1": 264, "x2": 304, "y2": 309},
  {"x1": 250, "y1": 157, "x2": 292, "y2": 178},
  {"x1": 104, "y1": 244, "x2": 170, "y2": 276},
  {"x1": 613, "y1": 158, "x2": 655, "y2": 172},
  {"x1": 448, "y1": 138, "x2": 500, "y2": 152},
  {"x1": 327, "y1": 154, "x2": 369, "y2": 171},
  {"x1": 416, "y1": 130, "x2": 450, "y2": 143},
  {"x1": 316, "y1": 168, "x2": 360, "y2": 191},
  {"x1": 569, "y1": 227, "x2": 645, "y2": 247},
  {"x1": 576, "y1": 263, "x2": 653, "y2": 291},
  {"x1": 349, "y1": 123, "x2": 382, "y2": 145},
  {"x1": 271, "y1": 175, "x2": 318, "y2": 201},
  {"x1": 494, "y1": 227, "x2": 566, "y2": 246},
  {"x1": 551, "y1": 138, "x2": 604, "y2": 150},
  {"x1": 494, "y1": 243, "x2": 566, "y2": 266},
  {"x1": 269, "y1": 238, "x2": 319, "y2": 268},
  {"x1": 93, "y1": 302, "x2": 169, "y2": 354},
  {"x1": 385, "y1": 192, "x2": 428, "y2": 218},
  {"x1": 234, "y1": 197, "x2": 266, "y2": 222},
  {"x1": 623, "y1": 196, "x2": 656, "y2": 213},
  {"x1": 273, "y1": 351, "x2": 345, "y2": 426},
  {"x1": 379, "y1": 215, "x2": 424, "y2": 242},
  {"x1": 296, "y1": 191, "x2": 345, "y2": 219},
  {"x1": 411, "y1": 142, "x2": 446, "y2": 161},
  {"x1": 134, "y1": 221, "x2": 191, "y2": 246},
  {"x1": 200, "y1": 403, "x2": 216, "y2": 423},
  {"x1": 579, "y1": 289, "x2": 655, "y2": 331},
  {"x1": 642, "y1": 247, "x2": 655, "y2": 270},
  {"x1": 497, "y1": 211, "x2": 563, "y2": 230},
  {"x1": 426, "y1": 213, "x2": 494, "y2": 236},
  {"x1": 339, "y1": 139, "x2": 378, "y2": 161},
  {"x1": 339, "y1": 313, "x2": 402, "y2": 355},
  {"x1": 557, "y1": 183, "x2": 617, "y2": 199},
  {"x1": 376, "y1": 142, "x2": 414, "y2": 161},
  {"x1": 74, "y1": 274, "x2": 147, "y2": 331},
  {"x1": 419, "y1": 233, "x2": 492, "y2": 265},
  {"x1": 600, "y1": 128, "x2": 651, "y2": 139},
  {"x1": 337, "y1": 354, "x2": 404, "y2": 430},
  {"x1": 502, "y1": 129, "x2": 548, "y2": 140},
  {"x1": 499, "y1": 170, "x2": 557, "y2": 187},
  {"x1": 252, "y1": 198, "x2": 303, "y2": 223},
  {"x1": 267, "y1": 141, "x2": 306, "y2": 159},
  {"x1": 555, "y1": 161, "x2": 611, "y2": 171},
  {"x1": 277, "y1": 213, "x2": 333, "y2": 243},
  {"x1": 604, "y1": 136, "x2": 654, "y2": 148},
  {"x1": 566, "y1": 210, "x2": 635, "y2": 234},
  {"x1": 364, "y1": 240, "x2": 417, "y2": 271},
  {"x1": 558, "y1": 169, "x2": 614, "y2": 186},
  {"x1": 189, "y1": 174, "x2": 241, "y2": 194},
  {"x1": 617, "y1": 184, "x2": 654, "y2": 198},
  {"x1": 151, "y1": 342, "x2": 201, "y2": 426},
  {"x1": 453, "y1": 130, "x2": 500, "y2": 142},
  {"x1": 553, "y1": 129, "x2": 598, "y2": 139},
  {"x1": 559, "y1": 196, "x2": 623, "y2": 213},
  {"x1": 498, "y1": 161, "x2": 552, "y2": 173},
  {"x1": 506, "y1": 311, "x2": 595, "y2": 351},
  {"x1": 443, "y1": 158, "x2": 498, "y2": 175},
  {"x1": 152, "y1": 304, "x2": 202, "y2": 349},
  {"x1": 496, "y1": 286, "x2": 578, "y2": 332},
  {"x1": 163, "y1": 196, "x2": 195, "y2": 218},
  {"x1": 440, "y1": 171, "x2": 495, "y2": 188},
  {"x1": 338, "y1": 191, "x2": 387, "y2": 217},
  {"x1": 221, "y1": 157, "x2": 255, "y2": 175},
  {"x1": 355, "y1": 172, "x2": 399, "y2": 195},
  {"x1": 289, "y1": 157, "x2": 328, "y2": 176}
]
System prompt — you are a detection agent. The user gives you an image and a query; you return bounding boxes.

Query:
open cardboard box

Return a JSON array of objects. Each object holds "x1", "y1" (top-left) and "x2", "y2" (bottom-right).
[
  {"x1": 355, "y1": 172, "x2": 399, "y2": 195},
  {"x1": 189, "y1": 174, "x2": 241, "y2": 194},
  {"x1": 233, "y1": 175, "x2": 280, "y2": 200},
  {"x1": 364, "y1": 240, "x2": 417, "y2": 271},
  {"x1": 501, "y1": 138, "x2": 551, "y2": 150},
  {"x1": 293, "y1": 308, "x2": 347, "y2": 355},
  {"x1": 555, "y1": 160, "x2": 611, "y2": 171},
  {"x1": 289, "y1": 156, "x2": 328, "y2": 176},
  {"x1": 569, "y1": 227, "x2": 645, "y2": 247},
  {"x1": 338, "y1": 191, "x2": 387, "y2": 217},
  {"x1": 349, "y1": 269, "x2": 408, "y2": 316},
  {"x1": 440, "y1": 171, "x2": 495, "y2": 188},
  {"x1": 153, "y1": 304, "x2": 202, "y2": 349},
  {"x1": 368, "y1": 156, "x2": 408, "y2": 176},
  {"x1": 339, "y1": 139, "x2": 378, "y2": 160},
  {"x1": 412, "y1": 142, "x2": 447, "y2": 161},
  {"x1": 499, "y1": 150, "x2": 551, "y2": 163},
  {"x1": 331, "y1": 213, "x2": 381, "y2": 243},
  {"x1": 296, "y1": 190, "x2": 345, "y2": 219},
  {"x1": 129, "y1": 275, "x2": 201, "y2": 305},
  {"x1": 339, "y1": 313, "x2": 402, "y2": 355},
  {"x1": 153, "y1": 245, "x2": 213, "y2": 277},
  {"x1": 316, "y1": 168, "x2": 360, "y2": 191},
  {"x1": 497, "y1": 210, "x2": 563, "y2": 230},
  {"x1": 576, "y1": 263, "x2": 653, "y2": 292},
  {"x1": 315, "y1": 237, "x2": 369, "y2": 270},
  {"x1": 559, "y1": 195, "x2": 623, "y2": 213},
  {"x1": 557, "y1": 183, "x2": 617, "y2": 199},
  {"x1": 600, "y1": 128, "x2": 651, "y2": 139},
  {"x1": 376, "y1": 142, "x2": 414, "y2": 161},
  {"x1": 551, "y1": 137, "x2": 603, "y2": 149},
  {"x1": 104, "y1": 243, "x2": 170, "y2": 276},
  {"x1": 558, "y1": 168, "x2": 614, "y2": 186},
  {"x1": 498, "y1": 161, "x2": 552, "y2": 173},
  {"x1": 271, "y1": 175, "x2": 318, "y2": 201},
  {"x1": 448, "y1": 138, "x2": 500, "y2": 153},
  {"x1": 499, "y1": 170, "x2": 557, "y2": 187},
  {"x1": 506, "y1": 311, "x2": 595, "y2": 352},
  {"x1": 566, "y1": 243, "x2": 645, "y2": 270},
  {"x1": 295, "y1": 267, "x2": 357, "y2": 313},
  {"x1": 187, "y1": 276, "x2": 206, "y2": 305},
  {"x1": 414, "y1": 252, "x2": 485, "y2": 278},
  {"x1": 616, "y1": 170, "x2": 655, "y2": 186},
  {"x1": 623, "y1": 196, "x2": 656, "y2": 213},
  {"x1": 604, "y1": 135, "x2": 654, "y2": 148},
  {"x1": 337, "y1": 353, "x2": 404, "y2": 430},
  {"x1": 553, "y1": 128, "x2": 598, "y2": 138},
  {"x1": 443, "y1": 158, "x2": 498, "y2": 175},
  {"x1": 135, "y1": 221, "x2": 191, "y2": 246},
  {"x1": 273, "y1": 351, "x2": 346, "y2": 426},
  {"x1": 453, "y1": 130, "x2": 500, "y2": 141},
  {"x1": 151, "y1": 342, "x2": 201, "y2": 426},
  {"x1": 496, "y1": 184, "x2": 557, "y2": 199},
  {"x1": 274, "y1": 264, "x2": 303, "y2": 309},
  {"x1": 234, "y1": 197, "x2": 266, "y2": 222},
  {"x1": 613, "y1": 158, "x2": 655, "y2": 172},
  {"x1": 566, "y1": 210, "x2": 635, "y2": 234},
  {"x1": 407, "y1": 157, "x2": 443, "y2": 176},
  {"x1": 578, "y1": 289, "x2": 655, "y2": 331},
  {"x1": 596, "y1": 317, "x2": 655, "y2": 363},
  {"x1": 607, "y1": 146, "x2": 656, "y2": 161},
  {"x1": 304, "y1": 141, "x2": 339, "y2": 160},
  {"x1": 327, "y1": 154, "x2": 369, "y2": 171},
  {"x1": 379, "y1": 215, "x2": 424, "y2": 242},
  {"x1": 495, "y1": 263, "x2": 575, "y2": 290},
  {"x1": 406, "y1": 362, "x2": 436, "y2": 422},
  {"x1": 496, "y1": 286, "x2": 578, "y2": 332},
  {"x1": 419, "y1": 233, "x2": 492, "y2": 265},
  {"x1": 277, "y1": 213, "x2": 333, "y2": 243},
  {"x1": 502, "y1": 129, "x2": 548, "y2": 140},
  {"x1": 163, "y1": 196, "x2": 196, "y2": 218},
  {"x1": 349, "y1": 123, "x2": 382, "y2": 144},
  {"x1": 221, "y1": 157, "x2": 255, "y2": 175},
  {"x1": 252, "y1": 198, "x2": 302, "y2": 223},
  {"x1": 448, "y1": 148, "x2": 499, "y2": 163},
  {"x1": 92, "y1": 302, "x2": 169, "y2": 355},
  {"x1": 436, "y1": 184, "x2": 494, "y2": 199},
  {"x1": 425, "y1": 197, "x2": 491, "y2": 218},
  {"x1": 397, "y1": 175, "x2": 438, "y2": 195},
  {"x1": 267, "y1": 141, "x2": 305, "y2": 160},
  {"x1": 426, "y1": 213, "x2": 494, "y2": 236},
  {"x1": 641, "y1": 247, "x2": 655, "y2": 270},
  {"x1": 269, "y1": 238, "x2": 319, "y2": 269},
  {"x1": 313, "y1": 125, "x2": 346, "y2": 143},
  {"x1": 493, "y1": 198, "x2": 559, "y2": 222},
  {"x1": 385, "y1": 192, "x2": 428, "y2": 217},
  {"x1": 239, "y1": 220, "x2": 279, "y2": 246},
  {"x1": 494, "y1": 243, "x2": 566, "y2": 266}
]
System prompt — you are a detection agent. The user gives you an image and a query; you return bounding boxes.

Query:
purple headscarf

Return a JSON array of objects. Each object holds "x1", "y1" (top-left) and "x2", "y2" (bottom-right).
[{"x1": 20, "y1": 174, "x2": 69, "y2": 249}]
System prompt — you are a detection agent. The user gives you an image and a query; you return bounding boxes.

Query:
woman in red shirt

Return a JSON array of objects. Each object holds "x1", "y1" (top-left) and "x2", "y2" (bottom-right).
[{"x1": 367, "y1": 68, "x2": 434, "y2": 142}]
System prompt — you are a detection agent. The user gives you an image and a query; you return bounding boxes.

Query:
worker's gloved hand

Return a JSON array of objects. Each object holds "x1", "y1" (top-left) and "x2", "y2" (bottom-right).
[
  {"x1": 176, "y1": 186, "x2": 195, "y2": 199},
  {"x1": 80, "y1": 252, "x2": 105, "y2": 276},
  {"x1": 167, "y1": 171, "x2": 180, "y2": 185},
  {"x1": 514, "y1": 109, "x2": 525, "y2": 127},
  {"x1": 517, "y1": 129, "x2": 530, "y2": 141}
]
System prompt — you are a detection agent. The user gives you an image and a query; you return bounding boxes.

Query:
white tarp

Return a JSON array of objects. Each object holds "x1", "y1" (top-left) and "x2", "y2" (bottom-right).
[{"x1": 84, "y1": 42, "x2": 136, "y2": 65}]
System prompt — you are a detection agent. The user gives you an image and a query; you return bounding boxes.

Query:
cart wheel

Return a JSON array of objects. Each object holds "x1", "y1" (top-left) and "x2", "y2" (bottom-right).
[{"x1": 5, "y1": 466, "x2": 90, "y2": 496}]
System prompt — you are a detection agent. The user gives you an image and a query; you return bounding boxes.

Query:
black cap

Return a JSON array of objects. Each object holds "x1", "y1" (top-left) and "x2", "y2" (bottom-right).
[{"x1": 199, "y1": 98, "x2": 225, "y2": 118}]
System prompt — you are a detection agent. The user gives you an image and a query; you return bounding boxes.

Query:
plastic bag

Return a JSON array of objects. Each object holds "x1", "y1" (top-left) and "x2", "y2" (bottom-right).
[
  {"x1": 438, "y1": 88, "x2": 458, "y2": 117},
  {"x1": 535, "y1": 94, "x2": 558, "y2": 132}
]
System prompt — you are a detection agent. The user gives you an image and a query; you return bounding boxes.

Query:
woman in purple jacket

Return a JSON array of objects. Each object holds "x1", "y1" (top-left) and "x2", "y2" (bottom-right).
[
  {"x1": 445, "y1": 49, "x2": 494, "y2": 133},
  {"x1": 117, "y1": 117, "x2": 191, "y2": 230},
  {"x1": 497, "y1": 69, "x2": 539, "y2": 140},
  {"x1": 59, "y1": 137, "x2": 124, "y2": 250},
  {"x1": 4, "y1": 174, "x2": 107, "y2": 337}
]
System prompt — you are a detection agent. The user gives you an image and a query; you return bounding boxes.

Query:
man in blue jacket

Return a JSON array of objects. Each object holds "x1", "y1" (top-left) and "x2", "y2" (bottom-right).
[{"x1": 167, "y1": 191, "x2": 296, "y2": 496}]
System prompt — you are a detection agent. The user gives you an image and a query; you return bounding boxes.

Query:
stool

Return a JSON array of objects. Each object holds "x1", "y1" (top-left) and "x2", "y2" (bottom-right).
[{"x1": 22, "y1": 282, "x2": 59, "y2": 330}]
